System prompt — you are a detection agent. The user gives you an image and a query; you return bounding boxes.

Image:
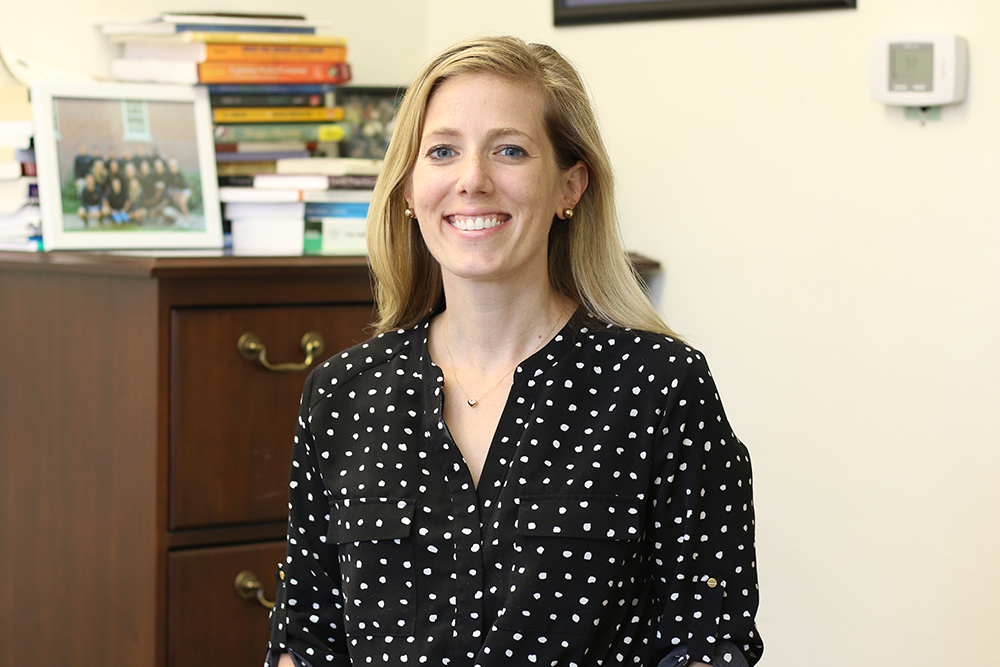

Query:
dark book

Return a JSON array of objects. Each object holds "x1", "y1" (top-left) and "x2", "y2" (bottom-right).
[
  {"x1": 210, "y1": 93, "x2": 328, "y2": 108},
  {"x1": 217, "y1": 175, "x2": 255, "y2": 187},
  {"x1": 215, "y1": 150, "x2": 310, "y2": 162},
  {"x1": 165, "y1": 11, "x2": 307, "y2": 20},
  {"x1": 215, "y1": 141, "x2": 315, "y2": 153},
  {"x1": 208, "y1": 83, "x2": 336, "y2": 95}
]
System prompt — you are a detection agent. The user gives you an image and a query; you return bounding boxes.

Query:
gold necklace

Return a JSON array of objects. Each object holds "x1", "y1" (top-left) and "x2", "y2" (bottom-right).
[{"x1": 441, "y1": 311, "x2": 564, "y2": 407}]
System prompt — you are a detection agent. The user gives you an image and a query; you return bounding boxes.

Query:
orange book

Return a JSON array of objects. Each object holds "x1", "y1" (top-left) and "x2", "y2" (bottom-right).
[
  {"x1": 207, "y1": 43, "x2": 345, "y2": 62},
  {"x1": 123, "y1": 41, "x2": 347, "y2": 62},
  {"x1": 197, "y1": 61, "x2": 351, "y2": 84}
]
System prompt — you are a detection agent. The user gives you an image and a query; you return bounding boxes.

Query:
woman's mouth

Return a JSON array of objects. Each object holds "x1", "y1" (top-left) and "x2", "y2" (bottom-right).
[{"x1": 448, "y1": 215, "x2": 509, "y2": 231}]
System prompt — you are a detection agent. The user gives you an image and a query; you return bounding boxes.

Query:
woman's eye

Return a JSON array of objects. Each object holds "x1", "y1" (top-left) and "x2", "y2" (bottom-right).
[
  {"x1": 498, "y1": 145, "x2": 526, "y2": 158},
  {"x1": 427, "y1": 145, "x2": 455, "y2": 160}
]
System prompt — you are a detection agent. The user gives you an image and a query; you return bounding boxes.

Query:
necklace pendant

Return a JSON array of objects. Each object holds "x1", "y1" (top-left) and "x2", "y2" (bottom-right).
[{"x1": 468, "y1": 398, "x2": 479, "y2": 407}]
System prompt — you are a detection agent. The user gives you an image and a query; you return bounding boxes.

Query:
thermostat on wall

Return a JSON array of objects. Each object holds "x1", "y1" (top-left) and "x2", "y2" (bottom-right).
[{"x1": 870, "y1": 33, "x2": 969, "y2": 107}]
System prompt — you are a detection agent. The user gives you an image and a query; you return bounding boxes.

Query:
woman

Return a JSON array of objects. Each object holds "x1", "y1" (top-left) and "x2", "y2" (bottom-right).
[
  {"x1": 73, "y1": 144, "x2": 91, "y2": 196},
  {"x1": 76, "y1": 173, "x2": 102, "y2": 227},
  {"x1": 140, "y1": 180, "x2": 170, "y2": 224},
  {"x1": 90, "y1": 158, "x2": 108, "y2": 193},
  {"x1": 269, "y1": 36, "x2": 761, "y2": 667},
  {"x1": 102, "y1": 177, "x2": 130, "y2": 225},
  {"x1": 165, "y1": 157, "x2": 192, "y2": 221},
  {"x1": 137, "y1": 159, "x2": 155, "y2": 197},
  {"x1": 106, "y1": 159, "x2": 123, "y2": 195},
  {"x1": 124, "y1": 162, "x2": 145, "y2": 223}
]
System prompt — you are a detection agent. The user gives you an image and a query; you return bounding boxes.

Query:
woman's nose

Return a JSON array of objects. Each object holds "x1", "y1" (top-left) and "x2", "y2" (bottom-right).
[{"x1": 456, "y1": 153, "x2": 493, "y2": 196}]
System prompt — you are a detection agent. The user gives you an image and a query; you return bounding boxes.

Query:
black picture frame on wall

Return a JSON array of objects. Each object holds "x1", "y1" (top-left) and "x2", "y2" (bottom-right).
[{"x1": 554, "y1": 0, "x2": 856, "y2": 25}]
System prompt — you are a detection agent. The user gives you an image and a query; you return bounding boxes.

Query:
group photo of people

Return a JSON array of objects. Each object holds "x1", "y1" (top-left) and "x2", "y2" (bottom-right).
[{"x1": 69, "y1": 144, "x2": 194, "y2": 229}]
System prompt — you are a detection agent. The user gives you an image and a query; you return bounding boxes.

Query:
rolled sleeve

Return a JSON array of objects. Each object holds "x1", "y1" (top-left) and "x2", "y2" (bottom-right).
[{"x1": 650, "y1": 352, "x2": 763, "y2": 665}]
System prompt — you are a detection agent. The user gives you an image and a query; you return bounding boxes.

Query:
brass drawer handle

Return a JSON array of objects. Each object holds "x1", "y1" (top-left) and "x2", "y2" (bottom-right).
[
  {"x1": 237, "y1": 331, "x2": 324, "y2": 373},
  {"x1": 234, "y1": 570, "x2": 275, "y2": 609}
]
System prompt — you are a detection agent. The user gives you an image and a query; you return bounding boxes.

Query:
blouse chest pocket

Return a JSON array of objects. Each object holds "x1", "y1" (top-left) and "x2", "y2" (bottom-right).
[
  {"x1": 498, "y1": 495, "x2": 645, "y2": 635},
  {"x1": 328, "y1": 498, "x2": 416, "y2": 637}
]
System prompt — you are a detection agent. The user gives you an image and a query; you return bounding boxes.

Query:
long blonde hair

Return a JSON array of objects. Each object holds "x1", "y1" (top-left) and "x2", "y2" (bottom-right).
[{"x1": 367, "y1": 36, "x2": 676, "y2": 338}]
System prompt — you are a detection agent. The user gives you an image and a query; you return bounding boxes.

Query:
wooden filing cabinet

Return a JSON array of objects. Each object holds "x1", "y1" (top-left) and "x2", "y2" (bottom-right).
[{"x1": 0, "y1": 252, "x2": 375, "y2": 667}]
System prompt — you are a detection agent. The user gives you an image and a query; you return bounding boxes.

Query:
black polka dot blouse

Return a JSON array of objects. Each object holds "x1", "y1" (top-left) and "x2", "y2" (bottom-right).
[{"x1": 267, "y1": 312, "x2": 763, "y2": 666}]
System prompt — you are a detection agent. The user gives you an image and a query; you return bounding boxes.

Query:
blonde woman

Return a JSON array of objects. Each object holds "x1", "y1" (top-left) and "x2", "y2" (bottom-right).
[
  {"x1": 89, "y1": 158, "x2": 108, "y2": 193},
  {"x1": 269, "y1": 36, "x2": 761, "y2": 667}
]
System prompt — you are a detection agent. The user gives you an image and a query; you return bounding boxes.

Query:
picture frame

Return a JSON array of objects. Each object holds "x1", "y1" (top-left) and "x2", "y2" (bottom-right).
[
  {"x1": 333, "y1": 86, "x2": 406, "y2": 160},
  {"x1": 553, "y1": 0, "x2": 856, "y2": 25},
  {"x1": 32, "y1": 81, "x2": 223, "y2": 250}
]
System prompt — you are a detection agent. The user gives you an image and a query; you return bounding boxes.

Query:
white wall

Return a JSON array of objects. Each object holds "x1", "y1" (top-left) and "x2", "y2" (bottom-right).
[
  {"x1": 420, "y1": 1, "x2": 1000, "y2": 666},
  {"x1": 0, "y1": 0, "x2": 426, "y2": 85},
  {"x1": 4, "y1": 2, "x2": 999, "y2": 665}
]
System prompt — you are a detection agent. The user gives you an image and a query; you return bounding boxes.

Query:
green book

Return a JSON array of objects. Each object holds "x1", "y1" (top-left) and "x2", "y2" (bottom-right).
[
  {"x1": 213, "y1": 122, "x2": 347, "y2": 143},
  {"x1": 303, "y1": 219, "x2": 323, "y2": 255}
]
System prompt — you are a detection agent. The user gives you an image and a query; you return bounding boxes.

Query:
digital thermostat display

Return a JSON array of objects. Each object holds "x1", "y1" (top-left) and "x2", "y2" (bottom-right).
[
  {"x1": 871, "y1": 34, "x2": 968, "y2": 107},
  {"x1": 889, "y1": 43, "x2": 933, "y2": 92}
]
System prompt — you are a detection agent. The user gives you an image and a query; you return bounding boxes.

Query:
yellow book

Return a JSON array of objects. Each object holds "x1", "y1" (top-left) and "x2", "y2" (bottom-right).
[
  {"x1": 212, "y1": 106, "x2": 345, "y2": 124},
  {"x1": 215, "y1": 160, "x2": 278, "y2": 176}
]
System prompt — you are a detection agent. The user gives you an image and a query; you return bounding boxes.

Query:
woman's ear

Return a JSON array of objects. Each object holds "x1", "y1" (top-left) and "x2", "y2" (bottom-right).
[
  {"x1": 403, "y1": 180, "x2": 414, "y2": 213},
  {"x1": 561, "y1": 160, "x2": 589, "y2": 214}
]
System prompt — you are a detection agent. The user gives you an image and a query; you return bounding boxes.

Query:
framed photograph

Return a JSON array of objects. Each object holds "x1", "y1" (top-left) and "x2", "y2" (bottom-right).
[
  {"x1": 333, "y1": 86, "x2": 406, "y2": 160},
  {"x1": 554, "y1": 0, "x2": 855, "y2": 25},
  {"x1": 32, "y1": 81, "x2": 223, "y2": 250}
]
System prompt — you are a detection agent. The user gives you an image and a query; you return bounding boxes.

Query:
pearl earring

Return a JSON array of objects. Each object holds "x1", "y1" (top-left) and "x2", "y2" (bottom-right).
[
  {"x1": 563, "y1": 208, "x2": 574, "y2": 219},
  {"x1": 405, "y1": 208, "x2": 415, "y2": 218}
]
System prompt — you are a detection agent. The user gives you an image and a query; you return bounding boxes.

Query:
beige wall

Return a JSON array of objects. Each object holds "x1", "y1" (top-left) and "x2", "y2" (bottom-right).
[
  {"x1": 0, "y1": 0, "x2": 427, "y2": 85},
  {"x1": 420, "y1": 2, "x2": 1000, "y2": 666},
  {"x1": 5, "y1": 1, "x2": 1000, "y2": 665}
]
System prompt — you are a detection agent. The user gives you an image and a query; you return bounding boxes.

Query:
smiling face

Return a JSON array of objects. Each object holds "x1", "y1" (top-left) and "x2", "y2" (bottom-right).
[{"x1": 405, "y1": 74, "x2": 586, "y2": 290}]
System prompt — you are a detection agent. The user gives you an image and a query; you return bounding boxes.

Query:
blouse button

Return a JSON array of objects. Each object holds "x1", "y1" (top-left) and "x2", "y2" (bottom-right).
[{"x1": 707, "y1": 578, "x2": 718, "y2": 588}]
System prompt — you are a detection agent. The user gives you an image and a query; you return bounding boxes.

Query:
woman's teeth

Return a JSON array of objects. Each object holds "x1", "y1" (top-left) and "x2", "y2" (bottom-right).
[{"x1": 451, "y1": 216, "x2": 503, "y2": 230}]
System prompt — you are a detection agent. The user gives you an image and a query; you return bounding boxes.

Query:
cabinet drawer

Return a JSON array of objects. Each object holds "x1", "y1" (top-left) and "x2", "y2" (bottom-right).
[
  {"x1": 170, "y1": 304, "x2": 373, "y2": 530},
  {"x1": 168, "y1": 541, "x2": 285, "y2": 667}
]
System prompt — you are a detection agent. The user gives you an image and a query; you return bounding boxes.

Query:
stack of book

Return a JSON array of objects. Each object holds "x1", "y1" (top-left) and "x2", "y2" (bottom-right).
[
  {"x1": 232, "y1": 157, "x2": 380, "y2": 255},
  {"x1": 217, "y1": 157, "x2": 377, "y2": 255},
  {"x1": 104, "y1": 13, "x2": 351, "y2": 169},
  {"x1": 210, "y1": 82, "x2": 346, "y2": 178},
  {"x1": 104, "y1": 13, "x2": 376, "y2": 255},
  {"x1": 0, "y1": 84, "x2": 40, "y2": 251},
  {"x1": 105, "y1": 13, "x2": 348, "y2": 84}
]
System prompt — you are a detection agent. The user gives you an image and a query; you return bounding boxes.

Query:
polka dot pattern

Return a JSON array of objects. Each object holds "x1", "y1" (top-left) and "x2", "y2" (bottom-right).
[{"x1": 267, "y1": 312, "x2": 762, "y2": 666}]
